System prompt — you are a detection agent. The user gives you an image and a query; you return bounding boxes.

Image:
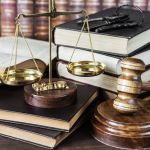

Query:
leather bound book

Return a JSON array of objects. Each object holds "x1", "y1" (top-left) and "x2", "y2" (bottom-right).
[
  {"x1": 17, "y1": 0, "x2": 34, "y2": 38},
  {"x1": 0, "y1": 108, "x2": 89, "y2": 149},
  {"x1": 86, "y1": 0, "x2": 101, "y2": 14},
  {"x1": 54, "y1": 8, "x2": 150, "y2": 56},
  {"x1": 0, "y1": 0, "x2": 17, "y2": 36},
  {"x1": 0, "y1": 83, "x2": 98, "y2": 131},
  {"x1": 34, "y1": 0, "x2": 49, "y2": 41},
  {"x1": 69, "y1": 0, "x2": 85, "y2": 20},
  {"x1": 52, "y1": 0, "x2": 70, "y2": 27},
  {"x1": 102, "y1": 0, "x2": 117, "y2": 9}
]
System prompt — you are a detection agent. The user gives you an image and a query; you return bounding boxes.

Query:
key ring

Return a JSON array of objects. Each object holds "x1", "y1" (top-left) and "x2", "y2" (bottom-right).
[{"x1": 115, "y1": 4, "x2": 144, "y2": 26}]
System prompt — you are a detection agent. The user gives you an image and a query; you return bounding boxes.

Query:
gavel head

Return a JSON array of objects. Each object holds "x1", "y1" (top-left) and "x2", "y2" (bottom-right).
[{"x1": 113, "y1": 57, "x2": 145, "y2": 114}]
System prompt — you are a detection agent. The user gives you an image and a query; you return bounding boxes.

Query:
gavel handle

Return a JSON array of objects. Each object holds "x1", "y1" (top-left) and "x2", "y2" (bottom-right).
[{"x1": 142, "y1": 82, "x2": 150, "y2": 91}]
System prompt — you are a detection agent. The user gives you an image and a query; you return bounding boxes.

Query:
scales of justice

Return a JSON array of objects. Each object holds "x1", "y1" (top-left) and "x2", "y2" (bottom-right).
[{"x1": 0, "y1": 1, "x2": 150, "y2": 149}]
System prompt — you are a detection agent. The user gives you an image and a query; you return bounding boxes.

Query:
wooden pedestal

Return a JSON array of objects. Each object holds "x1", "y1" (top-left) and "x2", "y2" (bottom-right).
[
  {"x1": 91, "y1": 100, "x2": 150, "y2": 149},
  {"x1": 24, "y1": 78, "x2": 77, "y2": 108}
]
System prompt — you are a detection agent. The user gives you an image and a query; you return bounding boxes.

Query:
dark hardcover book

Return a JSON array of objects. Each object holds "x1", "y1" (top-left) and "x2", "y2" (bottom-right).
[
  {"x1": 34, "y1": 0, "x2": 49, "y2": 41},
  {"x1": 0, "y1": 103, "x2": 93, "y2": 150},
  {"x1": 0, "y1": 0, "x2": 17, "y2": 36},
  {"x1": 54, "y1": 7, "x2": 150, "y2": 56},
  {"x1": 17, "y1": 0, "x2": 34, "y2": 38},
  {"x1": 52, "y1": 0, "x2": 70, "y2": 27},
  {"x1": 0, "y1": 83, "x2": 98, "y2": 131}
]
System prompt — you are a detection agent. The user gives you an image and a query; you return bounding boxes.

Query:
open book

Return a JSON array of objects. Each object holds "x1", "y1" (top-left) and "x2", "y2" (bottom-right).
[{"x1": 0, "y1": 37, "x2": 56, "y2": 74}]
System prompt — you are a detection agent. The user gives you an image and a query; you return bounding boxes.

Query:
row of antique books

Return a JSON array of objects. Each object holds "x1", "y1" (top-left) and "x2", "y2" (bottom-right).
[{"x1": 0, "y1": 0, "x2": 150, "y2": 40}]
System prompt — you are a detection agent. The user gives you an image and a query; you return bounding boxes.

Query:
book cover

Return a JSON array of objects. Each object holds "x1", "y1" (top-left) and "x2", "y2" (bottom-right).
[
  {"x1": 0, "y1": 0, "x2": 17, "y2": 36},
  {"x1": 57, "y1": 45, "x2": 150, "y2": 75},
  {"x1": 0, "y1": 104, "x2": 92, "y2": 149},
  {"x1": 54, "y1": 8, "x2": 150, "y2": 56},
  {"x1": 17, "y1": 0, "x2": 34, "y2": 38},
  {"x1": 0, "y1": 83, "x2": 98, "y2": 131},
  {"x1": 34, "y1": 0, "x2": 49, "y2": 41}
]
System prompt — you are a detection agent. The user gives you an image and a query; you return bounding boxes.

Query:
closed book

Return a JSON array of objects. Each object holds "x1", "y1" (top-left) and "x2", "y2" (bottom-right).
[
  {"x1": 52, "y1": 0, "x2": 70, "y2": 27},
  {"x1": 17, "y1": 0, "x2": 34, "y2": 38},
  {"x1": 0, "y1": 36, "x2": 56, "y2": 74},
  {"x1": 57, "y1": 45, "x2": 150, "y2": 75},
  {"x1": 0, "y1": 0, "x2": 17, "y2": 36},
  {"x1": 54, "y1": 8, "x2": 150, "y2": 56},
  {"x1": 0, "y1": 101, "x2": 94, "y2": 150},
  {"x1": 86, "y1": 0, "x2": 101, "y2": 14},
  {"x1": 57, "y1": 61, "x2": 150, "y2": 93},
  {"x1": 0, "y1": 83, "x2": 98, "y2": 131},
  {"x1": 34, "y1": 0, "x2": 49, "y2": 41}
]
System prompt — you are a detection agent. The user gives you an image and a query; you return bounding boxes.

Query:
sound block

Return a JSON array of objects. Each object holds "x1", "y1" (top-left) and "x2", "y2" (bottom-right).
[
  {"x1": 24, "y1": 78, "x2": 77, "y2": 108},
  {"x1": 91, "y1": 100, "x2": 150, "y2": 149}
]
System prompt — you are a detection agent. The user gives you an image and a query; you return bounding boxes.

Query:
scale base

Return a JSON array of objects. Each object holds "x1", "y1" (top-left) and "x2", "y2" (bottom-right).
[
  {"x1": 91, "y1": 100, "x2": 150, "y2": 149},
  {"x1": 24, "y1": 78, "x2": 77, "y2": 108}
]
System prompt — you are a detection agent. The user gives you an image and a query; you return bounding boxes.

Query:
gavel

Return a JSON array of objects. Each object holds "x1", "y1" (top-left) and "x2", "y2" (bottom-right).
[{"x1": 113, "y1": 57, "x2": 150, "y2": 114}]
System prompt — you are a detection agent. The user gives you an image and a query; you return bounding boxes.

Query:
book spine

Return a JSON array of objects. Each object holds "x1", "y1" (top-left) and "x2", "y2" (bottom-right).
[
  {"x1": 118, "y1": 0, "x2": 133, "y2": 6},
  {"x1": 102, "y1": 0, "x2": 117, "y2": 9},
  {"x1": 133, "y1": 0, "x2": 147, "y2": 10},
  {"x1": 52, "y1": 0, "x2": 69, "y2": 27},
  {"x1": 0, "y1": 0, "x2": 17, "y2": 36},
  {"x1": 34, "y1": 0, "x2": 49, "y2": 41},
  {"x1": 148, "y1": 0, "x2": 150, "y2": 11},
  {"x1": 86, "y1": 0, "x2": 101, "y2": 14},
  {"x1": 17, "y1": 0, "x2": 34, "y2": 38},
  {"x1": 69, "y1": 0, "x2": 85, "y2": 20}
]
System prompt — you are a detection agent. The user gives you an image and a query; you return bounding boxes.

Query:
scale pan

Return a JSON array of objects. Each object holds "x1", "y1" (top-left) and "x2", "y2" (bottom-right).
[
  {"x1": 67, "y1": 61, "x2": 105, "y2": 77},
  {"x1": 1, "y1": 69, "x2": 42, "y2": 86}
]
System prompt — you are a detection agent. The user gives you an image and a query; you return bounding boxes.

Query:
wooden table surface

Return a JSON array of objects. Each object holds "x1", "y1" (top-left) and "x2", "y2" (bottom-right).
[{"x1": 0, "y1": 123, "x2": 118, "y2": 150}]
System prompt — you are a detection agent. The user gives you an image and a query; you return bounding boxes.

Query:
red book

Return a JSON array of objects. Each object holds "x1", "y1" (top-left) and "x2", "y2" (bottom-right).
[
  {"x1": 34, "y1": 0, "x2": 49, "y2": 41},
  {"x1": 0, "y1": 0, "x2": 17, "y2": 36},
  {"x1": 17, "y1": 0, "x2": 34, "y2": 38},
  {"x1": 86, "y1": 0, "x2": 101, "y2": 14}
]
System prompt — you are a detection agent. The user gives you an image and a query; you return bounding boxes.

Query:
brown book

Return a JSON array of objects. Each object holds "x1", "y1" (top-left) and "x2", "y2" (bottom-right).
[
  {"x1": 69, "y1": 0, "x2": 85, "y2": 20},
  {"x1": 133, "y1": 0, "x2": 148, "y2": 11},
  {"x1": 0, "y1": 0, "x2": 17, "y2": 36},
  {"x1": 52, "y1": 0, "x2": 70, "y2": 27},
  {"x1": 118, "y1": 0, "x2": 132, "y2": 6},
  {"x1": 86, "y1": 0, "x2": 101, "y2": 14},
  {"x1": 34, "y1": 0, "x2": 49, "y2": 41},
  {"x1": 0, "y1": 109, "x2": 88, "y2": 149},
  {"x1": 17, "y1": 0, "x2": 34, "y2": 38},
  {"x1": 102, "y1": 0, "x2": 117, "y2": 9},
  {"x1": 0, "y1": 79, "x2": 98, "y2": 131}
]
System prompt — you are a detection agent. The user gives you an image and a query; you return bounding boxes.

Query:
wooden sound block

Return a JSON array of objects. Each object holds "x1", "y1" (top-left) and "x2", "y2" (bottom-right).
[
  {"x1": 24, "y1": 78, "x2": 77, "y2": 109},
  {"x1": 91, "y1": 100, "x2": 150, "y2": 149}
]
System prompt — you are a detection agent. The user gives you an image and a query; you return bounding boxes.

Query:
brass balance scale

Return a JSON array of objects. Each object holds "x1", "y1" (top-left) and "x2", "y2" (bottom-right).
[{"x1": 0, "y1": 0, "x2": 105, "y2": 108}]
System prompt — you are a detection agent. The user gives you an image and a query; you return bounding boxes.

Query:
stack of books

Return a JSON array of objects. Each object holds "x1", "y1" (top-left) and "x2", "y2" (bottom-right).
[
  {"x1": 54, "y1": 7, "x2": 150, "y2": 93},
  {"x1": 0, "y1": 36, "x2": 99, "y2": 149}
]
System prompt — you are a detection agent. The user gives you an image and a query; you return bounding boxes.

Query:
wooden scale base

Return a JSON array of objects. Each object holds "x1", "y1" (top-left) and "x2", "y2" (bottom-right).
[
  {"x1": 24, "y1": 78, "x2": 77, "y2": 108},
  {"x1": 91, "y1": 100, "x2": 150, "y2": 149}
]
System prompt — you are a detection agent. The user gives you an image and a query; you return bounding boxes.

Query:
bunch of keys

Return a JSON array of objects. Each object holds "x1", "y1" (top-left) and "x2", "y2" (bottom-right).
[{"x1": 77, "y1": 5, "x2": 144, "y2": 32}]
